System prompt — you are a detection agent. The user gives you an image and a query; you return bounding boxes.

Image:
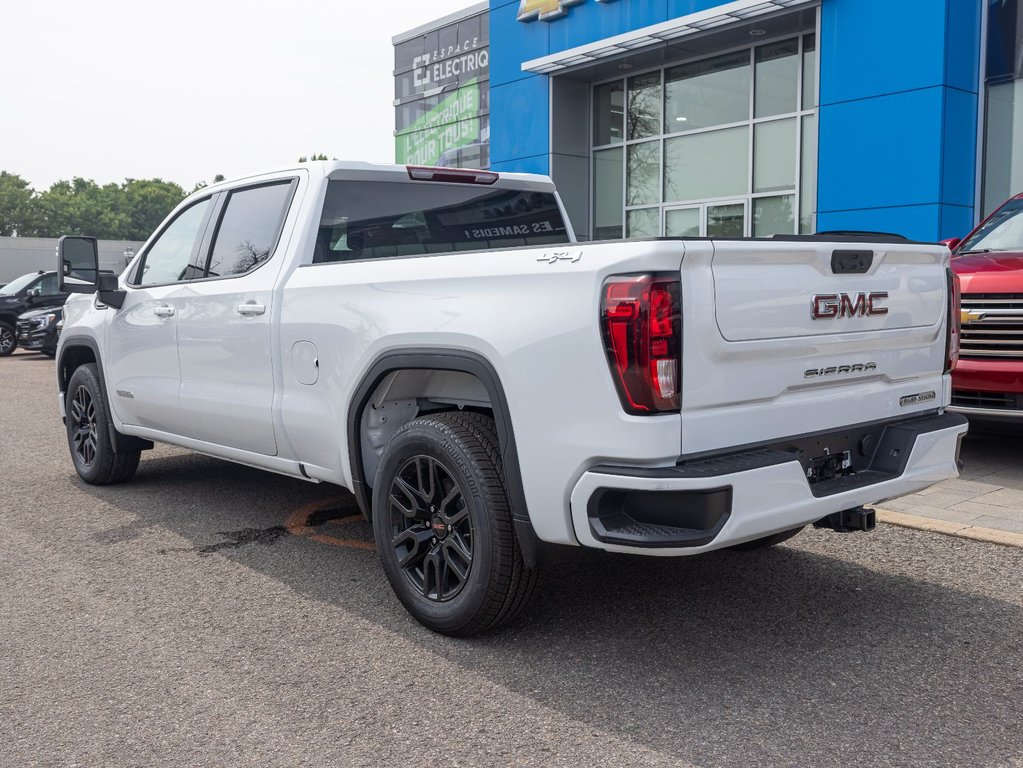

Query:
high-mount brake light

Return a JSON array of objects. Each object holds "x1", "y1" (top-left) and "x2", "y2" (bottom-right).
[
  {"x1": 945, "y1": 268, "x2": 961, "y2": 374},
  {"x1": 601, "y1": 274, "x2": 682, "y2": 414},
  {"x1": 406, "y1": 166, "x2": 499, "y2": 185}
]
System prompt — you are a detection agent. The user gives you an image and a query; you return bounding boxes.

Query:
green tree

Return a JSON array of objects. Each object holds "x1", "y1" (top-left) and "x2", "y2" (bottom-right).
[
  {"x1": 120, "y1": 179, "x2": 186, "y2": 240},
  {"x1": 25, "y1": 178, "x2": 130, "y2": 239},
  {"x1": 298, "y1": 153, "x2": 335, "y2": 162},
  {"x1": 0, "y1": 172, "x2": 34, "y2": 236}
]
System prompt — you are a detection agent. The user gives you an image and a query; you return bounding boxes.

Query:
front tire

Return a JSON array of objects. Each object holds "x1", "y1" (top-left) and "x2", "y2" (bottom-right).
[
  {"x1": 372, "y1": 411, "x2": 537, "y2": 636},
  {"x1": 0, "y1": 322, "x2": 16, "y2": 356},
  {"x1": 66, "y1": 363, "x2": 140, "y2": 485}
]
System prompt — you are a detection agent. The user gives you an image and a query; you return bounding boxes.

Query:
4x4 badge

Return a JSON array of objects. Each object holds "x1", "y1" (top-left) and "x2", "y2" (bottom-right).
[{"x1": 537, "y1": 250, "x2": 582, "y2": 265}]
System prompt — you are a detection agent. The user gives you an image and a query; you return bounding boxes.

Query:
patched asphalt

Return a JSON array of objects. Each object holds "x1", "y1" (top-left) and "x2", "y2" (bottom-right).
[{"x1": 3, "y1": 350, "x2": 1022, "y2": 767}]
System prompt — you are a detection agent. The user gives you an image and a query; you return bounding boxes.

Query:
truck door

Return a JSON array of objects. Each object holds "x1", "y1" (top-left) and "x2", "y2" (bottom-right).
[
  {"x1": 106, "y1": 196, "x2": 216, "y2": 431},
  {"x1": 175, "y1": 179, "x2": 297, "y2": 456}
]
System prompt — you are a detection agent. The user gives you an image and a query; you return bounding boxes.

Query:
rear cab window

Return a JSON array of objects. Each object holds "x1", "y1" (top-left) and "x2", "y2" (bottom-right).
[{"x1": 313, "y1": 180, "x2": 569, "y2": 263}]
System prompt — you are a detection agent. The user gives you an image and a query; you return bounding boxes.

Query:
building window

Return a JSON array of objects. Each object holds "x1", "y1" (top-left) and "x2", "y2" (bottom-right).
[{"x1": 591, "y1": 34, "x2": 818, "y2": 240}]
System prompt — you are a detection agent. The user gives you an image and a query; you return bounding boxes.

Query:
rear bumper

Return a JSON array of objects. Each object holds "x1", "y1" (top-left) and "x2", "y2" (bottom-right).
[{"x1": 569, "y1": 412, "x2": 968, "y2": 556}]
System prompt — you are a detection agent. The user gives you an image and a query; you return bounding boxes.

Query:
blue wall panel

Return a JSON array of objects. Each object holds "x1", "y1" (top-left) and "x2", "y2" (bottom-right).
[
  {"x1": 817, "y1": 0, "x2": 982, "y2": 239},
  {"x1": 942, "y1": 86, "x2": 979, "y2": 210},
  {"x1": 490, "y1": 1, "x2": 549, "y2": 87},
  {"x1": 816, "y1": 204, "x2": 943, "y2": 242},
  {"x1": 548, "y1": 0, "x2": 668, "y2": 53},
  {"x1": 818, "y1": 88, "x2": 944, "y2": 212},
  {"x1": 820, "y1": 0, "x2": 949, "y2": 105},
  {"x1": 490, "y1": 75, "x2": 550, "y2": 166},
  {"x1": 666, "y1": 0, "x2": 739, "y2": 17},
  {"x1": 491, "y1": 154, "x2": 550, "y2": 175},
  {"x1": 944, "y1": 0, "x2": 983, "y2": 94}
]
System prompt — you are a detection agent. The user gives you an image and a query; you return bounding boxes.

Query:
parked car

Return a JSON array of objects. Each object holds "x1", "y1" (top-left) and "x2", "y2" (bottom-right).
[
  {"x1": 16, "y1": 306, "x2": 63, "y2": 357},
  {"x1": 0, "y1": 270, "x2": 70, "y2": 356},
  {"x1": 55, "y1": 162, "x2": 966, "y2": 636},
  {"x1": 947, "y1": 193, "x2": 1023, "y2": 422}
]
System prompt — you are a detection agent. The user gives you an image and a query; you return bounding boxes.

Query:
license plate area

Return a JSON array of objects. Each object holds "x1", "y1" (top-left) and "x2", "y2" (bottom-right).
[{"x1": 805, "y1": 450, "x2": 853, "y2": 485}]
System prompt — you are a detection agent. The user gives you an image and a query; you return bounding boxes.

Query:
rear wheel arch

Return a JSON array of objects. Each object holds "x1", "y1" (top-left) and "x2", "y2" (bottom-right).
[{"x1": 347, "y1": 350, "x2": 532, "y2": 531}]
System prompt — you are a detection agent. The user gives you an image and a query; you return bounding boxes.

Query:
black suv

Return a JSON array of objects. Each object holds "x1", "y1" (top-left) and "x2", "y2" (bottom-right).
[
  {"x1": 0, "y1": 271, "x2": 70, "y2": 356},
  {"x1": 16, "y1": 306, "x2": 63, "y2": 357}
]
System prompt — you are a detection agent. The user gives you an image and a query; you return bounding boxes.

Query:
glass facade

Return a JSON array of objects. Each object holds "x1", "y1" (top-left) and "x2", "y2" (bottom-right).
[
  {"x1": 981, "y1": 0, "x2": 1023, "y2": 216},
  {"x1": 393, "y1": 9, "x2": 490, "y2": 169},
  {"x1": 591, "y1": 34, "x2": 817, "y2": 240}
]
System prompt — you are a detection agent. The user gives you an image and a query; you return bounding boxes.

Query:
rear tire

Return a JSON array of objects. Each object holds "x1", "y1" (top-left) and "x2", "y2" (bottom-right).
[
  {"x1": 728, "y1": 526, "x2": 804, "y2": 551},
  {"x1": 66, "y1": 363, "x2": 140, "y2": 485},
  {"x1": 372, "y1": 411, "x2": 537, "y2": 636},
  {"x1": 0, "y1": 322, "x2": 16, "y2": 356}
]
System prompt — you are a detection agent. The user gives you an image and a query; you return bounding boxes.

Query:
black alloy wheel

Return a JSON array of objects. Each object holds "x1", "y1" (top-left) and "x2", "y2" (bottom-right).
[
  {"x1": 69, "y1": 383, "x2": 99, "y2": 468},
  {"x1": 372, "y1": 411, "x2": 537, "y2": 636},
  {"x1": 387, "y1": 455, "x2": 474, "y2": 602},
  {"x1": 64, "y1": 363, "x2": 140, "y2": 485},
  {"x1": 0, "y1": 322, "x2": 15, "y2": 356}
]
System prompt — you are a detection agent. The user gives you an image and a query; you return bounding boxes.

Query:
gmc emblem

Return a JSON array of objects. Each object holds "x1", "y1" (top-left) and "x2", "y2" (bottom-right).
[{"x1": 811, "y1": 292, "x2": 889, "y2": 319}]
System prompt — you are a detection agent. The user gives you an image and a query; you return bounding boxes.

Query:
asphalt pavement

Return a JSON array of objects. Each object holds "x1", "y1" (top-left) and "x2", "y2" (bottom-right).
[{"x1": 3, "y1": 350, "x2": 1022, "y2": 767}]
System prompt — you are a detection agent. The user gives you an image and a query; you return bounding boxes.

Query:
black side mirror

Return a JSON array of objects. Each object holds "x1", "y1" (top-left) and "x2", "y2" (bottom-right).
[
  {"x1": 97, "y1": 272, "x2": 125, "y2": 309},
  {"x1": 58, "y1": 236, "x2": 99, "y2": 293}
]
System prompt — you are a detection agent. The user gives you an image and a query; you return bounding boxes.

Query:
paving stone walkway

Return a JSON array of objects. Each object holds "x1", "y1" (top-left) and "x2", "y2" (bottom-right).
[{"x1": 883, "y1": 427, "x2": 1023, "y2": 535}]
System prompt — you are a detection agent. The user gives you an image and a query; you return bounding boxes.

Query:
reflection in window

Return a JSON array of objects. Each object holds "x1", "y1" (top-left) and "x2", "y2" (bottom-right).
[
  {"x1": 591, "y1": 31, "x2": 815, "y2": 239},
  {"x1": 664, "y1": 126, "x2": 748, "y2": 202},
  {"x1": 594, "y1": 80, "x2": 624, "y2": 146},
  {"x1": 627, "y1": 208, "x2": 659, "y2": 238},
  {"x1": 314, "y1": 182, "x2": 569, "y2": 261},
  {"x1": 593, "y1": 147, "x2": 624, "y2": 239},
  {"x1": 982, "y1": 79, "x2": 1023, "y2": 216},
  {"x1": 802, "y1": 34, "x2": 816, "y2": 110},
  {"x1": 208, "y1": 183, "x2": 294, "y2": 278},
  {"x1": 755, "y1": 39, "x2": 799, "y2": 118},
  {"x1": 627, "y1": 140, "x2": 660, "y2": 206},
  {"x1": 754, "y1": 118, "x2": 796, "y2": 193},
  {"x1": 707, "y1": 203, "x2": 745, "y2": 237},
  {"x1": 627, "y1": 73, "x2": 661, "y2": 140},
  {"x1": 959, "y1": 198, "x2": 1023, "y2": 252},
  {"x1": 137, "y1": 199, "x2": 212, "y2": 286},
  {"x1": 754, "y1": 195, "x2": 795, "y2": 237},
  {"x1": 665, "y1": 207, "x2": 700, "y2": 237},
  {"x1": 664, "y1": 51, "x2": 750, "y2": 132},
  {"x1": 800, "y1": 114, "x2": 818, "y2": 233}
]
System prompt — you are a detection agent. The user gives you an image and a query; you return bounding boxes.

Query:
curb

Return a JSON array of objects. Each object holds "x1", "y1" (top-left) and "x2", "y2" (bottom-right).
[{"x1": 873, "y1": 508, "x2": 1023, "y2": 549}]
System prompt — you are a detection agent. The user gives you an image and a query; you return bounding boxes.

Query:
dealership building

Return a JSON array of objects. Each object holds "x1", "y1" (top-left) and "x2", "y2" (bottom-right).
[{"x1": 396, "y1": 0, "x2": 1022, "y2": 242}]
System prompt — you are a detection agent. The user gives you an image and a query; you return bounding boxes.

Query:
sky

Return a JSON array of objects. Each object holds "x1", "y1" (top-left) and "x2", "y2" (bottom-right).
[{"x1": 0, "y1": 0, "x2": 478, "y2": 191}]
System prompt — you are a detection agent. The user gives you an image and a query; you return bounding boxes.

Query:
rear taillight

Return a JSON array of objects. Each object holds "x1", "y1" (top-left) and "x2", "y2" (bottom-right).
[
  {"x1": 601, "y1": 274, "x2": 681, "y2": 414},
  {"x1": 945, "y1": 268, "x2": 960, "y2": 374}
]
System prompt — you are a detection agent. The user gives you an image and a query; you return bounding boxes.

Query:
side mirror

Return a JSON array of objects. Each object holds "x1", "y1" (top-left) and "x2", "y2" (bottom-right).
[
  {"x1": 26, "y1": 286, "x2": 41, "y2": 299},
  {"x1": 58, "y1": 235, "x2": 99, "y2": 293},
  {"x1": 940, "y1": 237, "x2": 962, "y2": 252}
]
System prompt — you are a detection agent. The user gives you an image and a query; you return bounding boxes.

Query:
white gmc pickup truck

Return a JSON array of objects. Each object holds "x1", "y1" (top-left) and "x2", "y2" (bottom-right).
[{"x1": 56, "y1": 161, "x2": 967, "y2": 635}]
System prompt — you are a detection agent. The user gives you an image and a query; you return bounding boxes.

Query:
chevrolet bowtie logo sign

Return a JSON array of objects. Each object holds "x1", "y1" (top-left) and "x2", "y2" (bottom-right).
[
  {"x1": 517, "y1": 0, "x2": 584, "y2": 21},
  {"x1": 517, "y1": 0, "x2": 612, "y2": 22}
]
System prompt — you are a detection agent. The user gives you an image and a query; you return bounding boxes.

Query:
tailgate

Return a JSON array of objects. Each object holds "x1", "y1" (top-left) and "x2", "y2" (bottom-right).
[{"x1": 680, "y1": 238, "x2": 950, "y2": 456}]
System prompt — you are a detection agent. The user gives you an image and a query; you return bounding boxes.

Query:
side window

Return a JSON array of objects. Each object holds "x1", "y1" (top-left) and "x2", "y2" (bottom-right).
[
  {"x1": 136, "y1": 199, "x2": 213, "y2": 287},
  {"x1": 37, "y1": 274, "x2": 59, "y2": 295},
  {"x1": 206, "y1": 182, "x2": 294, "y2": 278}
]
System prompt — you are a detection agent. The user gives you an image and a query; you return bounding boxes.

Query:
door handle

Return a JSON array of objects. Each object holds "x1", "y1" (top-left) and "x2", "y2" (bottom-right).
[
  {"x1": 237, "y1": 302, "x2": 266, "y2": 316},
  {"x1": 152, "y1": 304, "x2": 175, "y2": 318}
]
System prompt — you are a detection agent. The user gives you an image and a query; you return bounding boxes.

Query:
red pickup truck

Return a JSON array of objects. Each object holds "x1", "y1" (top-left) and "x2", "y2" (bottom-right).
[{"x1": 949, "y1": 193, "x2": 1023, "y2": 422}]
